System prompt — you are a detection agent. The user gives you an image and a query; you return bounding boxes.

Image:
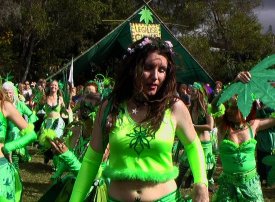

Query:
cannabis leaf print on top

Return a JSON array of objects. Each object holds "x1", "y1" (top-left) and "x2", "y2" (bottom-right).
[{"x1": 126, "y1": 126, "x2": 154, "y2": 156}]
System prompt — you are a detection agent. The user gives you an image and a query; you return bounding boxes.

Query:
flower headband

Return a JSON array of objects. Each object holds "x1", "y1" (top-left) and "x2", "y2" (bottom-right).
[{"x1": 123, "y1": 37, "x2": 174, "y2": 59}]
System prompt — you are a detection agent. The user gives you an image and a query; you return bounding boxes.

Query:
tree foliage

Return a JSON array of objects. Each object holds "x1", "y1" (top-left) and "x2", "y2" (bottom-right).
[{"x1": 0, "y1": 0, "x2": 274, "y2": 83}]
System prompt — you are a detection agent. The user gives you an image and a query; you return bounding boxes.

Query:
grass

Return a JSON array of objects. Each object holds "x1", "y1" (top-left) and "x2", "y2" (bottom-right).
[
  {"x1": 20, "y1": 148, "x2": 52, "y2": 202},
  {"x1": 19, "y1": 147, "x2": 275, "y2": 202}
]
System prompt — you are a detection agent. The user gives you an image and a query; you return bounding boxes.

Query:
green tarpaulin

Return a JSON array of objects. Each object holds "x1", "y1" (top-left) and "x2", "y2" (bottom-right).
[{"x1": 51, "y1": 5, "x2": 214, "y2": 86}]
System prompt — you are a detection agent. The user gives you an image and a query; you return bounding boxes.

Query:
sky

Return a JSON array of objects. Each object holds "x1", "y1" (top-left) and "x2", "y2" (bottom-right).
[{"x1": 254, "y1": 0, "x2": 275, "y2": 33}]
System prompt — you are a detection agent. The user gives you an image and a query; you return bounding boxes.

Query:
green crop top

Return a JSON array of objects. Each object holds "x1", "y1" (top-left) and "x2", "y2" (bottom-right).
[
  {"x1": 219, "y1": 125, "x2": 257, "y2": 173},
  {"x1": 0, "y1": 111, "x2": 7, "y2": 143},
  {"x1": 44, "y1": 97, "x2": 61, "y2": 115},
  {"x1": 103, "y1": 103, "x2": 179, "y2": 182}
]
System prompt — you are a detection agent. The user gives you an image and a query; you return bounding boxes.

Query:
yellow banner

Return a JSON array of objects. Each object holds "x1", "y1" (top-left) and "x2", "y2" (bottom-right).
[{"x1": 130, "y1": 23, "x2": 161, "y2": 42}]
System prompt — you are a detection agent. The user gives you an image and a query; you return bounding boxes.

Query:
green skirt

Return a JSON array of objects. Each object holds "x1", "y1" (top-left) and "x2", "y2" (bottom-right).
[
  {"x1": 0, "y1": 157, "x2": 22, "y2": 202},
  {"x1": 212, "y1": 168, "x2": 264, "y2": 202}
]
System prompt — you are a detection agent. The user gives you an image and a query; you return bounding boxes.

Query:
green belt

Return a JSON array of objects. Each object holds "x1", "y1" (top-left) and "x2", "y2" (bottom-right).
[{"x1": 222, "y1": 168, "x2": 257, "y2": 184}]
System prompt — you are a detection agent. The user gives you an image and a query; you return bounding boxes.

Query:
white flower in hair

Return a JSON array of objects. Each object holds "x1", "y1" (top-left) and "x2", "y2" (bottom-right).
[
  {"x1": 127, "y1": 47, "x2": 134, "y2": 54},
  {"x1": 164, "y1": 40, "x2": 174, "y2": 54},
  {"x1": 140, "y1": 37, "x2": 152, "y2": 46},
  {"x1": 165, "y1": 41, "x2": 173, "y2": 48}
]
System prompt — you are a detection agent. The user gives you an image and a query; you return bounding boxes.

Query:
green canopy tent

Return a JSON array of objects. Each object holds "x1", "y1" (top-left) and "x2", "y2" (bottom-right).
[{"x1": 49, "y1": 4, "x2": 214, "y2": 86}]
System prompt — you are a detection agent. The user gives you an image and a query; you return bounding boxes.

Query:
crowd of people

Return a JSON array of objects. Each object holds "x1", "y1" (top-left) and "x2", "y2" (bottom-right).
[{"x1": 0, "y1": 36, "x2": 274, "y2": 202}]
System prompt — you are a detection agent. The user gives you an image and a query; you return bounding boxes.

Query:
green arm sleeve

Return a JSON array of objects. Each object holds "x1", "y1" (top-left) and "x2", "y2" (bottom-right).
[
  {"x1": 51, "y1": 161, "x2": 67, "y2": 181},
  {"x1": 207, "y1": 103, "x2": 225, "y2": 118},
  {"x1": 17, "y1": 102, "x2": 38, "y2": 123},
  {"x1": 59, "y1": 150, "x2": 81, "y2": 175},
  {"x1": 3, "y1": 124, "x2": 37, "y2": 154},
  {"x1": 185, "y1": 136, "x2": 208, "y2": 186},
  {"x1": 69, "y1": 146, "x2": 103, "y2": 202},
  {"x1": 28, "y1": 111, "x2": 39, "y2": 123}
]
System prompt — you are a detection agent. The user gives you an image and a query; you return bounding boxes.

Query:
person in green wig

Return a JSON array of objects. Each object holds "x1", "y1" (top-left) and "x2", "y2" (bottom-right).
[
  {"x1": 70, "y1": 37, "x2": 209, "y2": 202},
  {"x1": 210, "y1": 71, "x2": 275, "y2": 202},
  {"x1": 2, "y1": 81, "x2": 38, "y2": 169},
  {"x1": 0, "y1": 87, "x2": 37, "y2": 202}
]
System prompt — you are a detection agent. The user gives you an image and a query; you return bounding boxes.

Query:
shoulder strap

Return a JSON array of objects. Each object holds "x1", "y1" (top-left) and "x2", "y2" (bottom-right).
[{"x1": 247, "y1": 123, "x2": 254, "y2": 138}]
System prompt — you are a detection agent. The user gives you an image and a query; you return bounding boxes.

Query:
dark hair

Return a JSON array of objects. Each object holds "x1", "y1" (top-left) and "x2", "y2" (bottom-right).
[
  {"x1": 107, "y1": 37, "x2": 177, "y2": 135},
  {"x1": 79, "y1": 93, "x2": 101, "y2": 120},
  {"x1": 190, "y1": 82, "x2": 208, "y2": 120}
]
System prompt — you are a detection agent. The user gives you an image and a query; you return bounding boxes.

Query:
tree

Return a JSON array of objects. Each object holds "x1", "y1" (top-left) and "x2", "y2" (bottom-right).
[{"x1": 1, "y1": 0, "x2": 274, "y2": 83}]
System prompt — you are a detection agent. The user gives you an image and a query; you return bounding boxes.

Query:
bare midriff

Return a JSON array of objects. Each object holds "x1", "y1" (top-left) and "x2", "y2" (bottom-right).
[
  {"x1": 46, "y1": 112, "x2": 61, "y2": 119},
  {"x1": 109, "y1": 179, "x2": 177, "y2": 201}
]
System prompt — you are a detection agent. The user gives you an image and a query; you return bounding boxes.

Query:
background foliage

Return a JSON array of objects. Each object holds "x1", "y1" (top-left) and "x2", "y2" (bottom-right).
[{"x1": 0, "y1": 0, "x2": 274, "y2": 83}]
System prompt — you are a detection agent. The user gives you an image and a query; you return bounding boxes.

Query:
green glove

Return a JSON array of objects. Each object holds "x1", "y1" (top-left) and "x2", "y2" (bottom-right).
[
  {"x1": 59, "y1": 150, "x2": 81, "y2": 175},
  {"x1": 3, "y1": 124, "x2": 37, "y2": 154},
  {"x1": 69, "y1": 146, "x2": 103, "y2": 202},
  {"x1": 185, "y1": 136, "x2": 208, "y2": 186}
]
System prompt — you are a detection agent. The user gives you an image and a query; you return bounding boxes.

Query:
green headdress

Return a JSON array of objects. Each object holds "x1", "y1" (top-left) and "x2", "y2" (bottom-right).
[
  {"x1": 93, "y1": 73, "x2": 114, "y2": 100},
  {"x1": 217, "y1": 54, "x2": 275, "y2": 118},
  {"x1": 193, "y1": 82, "x2": 203, "y2": 91}
]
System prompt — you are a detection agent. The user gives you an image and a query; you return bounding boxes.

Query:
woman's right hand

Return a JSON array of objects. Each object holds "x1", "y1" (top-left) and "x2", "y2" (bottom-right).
[
  {"x1": 1, "y1": 146, "x2": 12, "y2": 163},
  {"x1": 49, "y1": 138, "x2": 68, "y2": 155},
  {"x1": 192, "y1": 183, "x2": 209, "y2": 202},
  {"x1": 236, "y1": 71, "x2": 251, "y2": 83}
]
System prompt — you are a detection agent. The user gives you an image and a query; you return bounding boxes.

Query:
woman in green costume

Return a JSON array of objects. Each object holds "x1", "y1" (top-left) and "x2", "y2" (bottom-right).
[
  {"x1": 2, "y1": 81, "x2": 38, "y2": 169},
  {"x1": 70, "y1": 37, "x2": 209, "y2": 202},
  {"x1": 211, "y1": 71, "x2": 275, "y2": 202},
  {"x1": 40, "y1": 80, "x2": 66, "y2": 138},
  {"x1": 38, "y1": 80, "x2": 67, "y2": 165},
  {"x1": 39, "y1": 83, "x2": 106, "y2": 202},
  {"x1": 0, "y1": 88, "x2": 37, "y2": 202}
]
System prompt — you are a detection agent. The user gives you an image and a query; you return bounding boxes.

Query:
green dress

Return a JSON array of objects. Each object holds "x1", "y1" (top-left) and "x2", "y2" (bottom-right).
[
  {"x1": 40, "y1": 98, "x2": 65, "y2": 138},
  {"x1": 6, "y1": 101, "x2": 38, "y2": 168},
  {"x1": 212, "y1": 126, "x2": 264, "y2": 202},
  {"x1": 0, "y1": 112, "x2": 22, "y2": 202}
]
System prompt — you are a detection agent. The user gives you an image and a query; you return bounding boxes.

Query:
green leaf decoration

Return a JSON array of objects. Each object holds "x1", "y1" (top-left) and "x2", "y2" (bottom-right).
[
  {"x1": 218, "y1": 54, "x2": 275, "y2": 118},
  {"x1": 5, "y1": 72, "x2": 14, "y2": 82},
  {"x1": 139, "y1": 7, "x2": 153, "y2": 24},
  {"x1": 32, "y1": 88, "x2": 44, "y2": 103}
]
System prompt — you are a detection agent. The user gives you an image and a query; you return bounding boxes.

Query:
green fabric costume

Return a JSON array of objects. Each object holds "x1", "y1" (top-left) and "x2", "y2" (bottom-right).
[
  {"x1": 40, "y1": 119, "x2": 108, "y2": 202},
  {"x1": 0, "y1": 111, "x2": 37, "y2": 202},
  {"x1": 0, "y1": 157, "x2": 22, "y2": 202},
  {"x1": 213, "y1": 126, "x2": 264, "y2": 202},
  {"x1": 41, "y1": 98, "x2": 65, "y2": 138},
  {"x1": 70, "y1": 103, "x2": 207, "y2": 201},
  {"x1": 51, "y1": 128, "x2": 90, "y2": 181},
  {"x1": 255, "y1": 107, "x2": 275, "y2": 185},
  {"x1": 177, "y1": 115, "x2": 215, "y2": 188},
  {"x1": 6, "y1": 101, "x2": 38, "y2": 168},
  {"x1": 103, "y1": 104, "x2": 178, "y2": 182}
]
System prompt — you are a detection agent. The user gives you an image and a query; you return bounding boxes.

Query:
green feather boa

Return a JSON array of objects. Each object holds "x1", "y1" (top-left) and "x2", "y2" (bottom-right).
[{"x1": 39, "y1": 129, "x2": 57, "y2": 149}]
